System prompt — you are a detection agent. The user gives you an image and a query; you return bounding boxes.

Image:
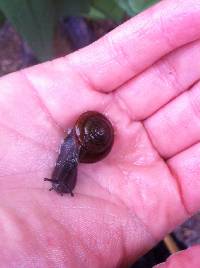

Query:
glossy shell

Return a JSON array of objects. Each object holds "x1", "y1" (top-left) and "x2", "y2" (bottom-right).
[{"x1": 75, "y1": 111, "x2": 114, "y2": 163}]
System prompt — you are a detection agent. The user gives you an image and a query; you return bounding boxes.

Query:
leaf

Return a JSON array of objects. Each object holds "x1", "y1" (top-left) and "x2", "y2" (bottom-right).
[
  {"x1": 116, "y1": 0, "x2": 137, "y2": 16},
  {"x1": 0, "y1": 9, "x2": 5, "y2": 26},
  {"x1": 89, "y1": 0, "x2": 124, "y2": 22},
  {"x1": 0, "y1": 0, "x2": 56, "y2": 61},
  {"x1": 128, "y1": 0, "x2": 160, "y2": 13},
  {"x1": 85, "y1": 7, "x2": 106, "y2": 20},
  {"x1": 116, "y1": 0, "x2": 160, "y2": 15},
  {"x1": 55, "y1": 0, "x2": 90, "y2": 17}
]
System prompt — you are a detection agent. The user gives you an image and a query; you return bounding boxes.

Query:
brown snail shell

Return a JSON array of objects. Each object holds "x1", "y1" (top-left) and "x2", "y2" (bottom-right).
[{"x1": 75, "y1": 111, "x2": 114, "y2": 163}]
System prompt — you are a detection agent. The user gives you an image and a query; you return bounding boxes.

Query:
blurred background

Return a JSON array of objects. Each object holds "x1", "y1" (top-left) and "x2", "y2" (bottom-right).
[
  {"x1": 0, "y1": 0, "x2": 160, "y2": 75},
  {"x1": 0, "y1": 0, "x2": 199, "y2": 267}
]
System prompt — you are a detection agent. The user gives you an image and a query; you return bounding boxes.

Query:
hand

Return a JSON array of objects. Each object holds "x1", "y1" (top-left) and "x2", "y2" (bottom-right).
[{"x1": 1, "y1": 0, "x2": 200, "y2": 267}]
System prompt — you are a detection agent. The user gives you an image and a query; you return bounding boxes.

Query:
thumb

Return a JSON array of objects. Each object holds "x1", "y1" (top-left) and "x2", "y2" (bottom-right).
[{"x1": 154, "y1": 246, "x2": 200, "y2": 268}]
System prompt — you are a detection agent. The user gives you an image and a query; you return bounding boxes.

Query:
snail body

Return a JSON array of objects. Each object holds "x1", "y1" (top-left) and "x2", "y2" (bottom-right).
[{"x1": 44, "y1": 111, "x2": 114, "y2": 196}]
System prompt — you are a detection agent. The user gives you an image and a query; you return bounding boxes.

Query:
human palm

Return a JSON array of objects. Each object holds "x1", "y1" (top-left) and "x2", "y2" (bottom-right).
[{"x1": 1, "y1": 0, "x2": 200, "y2": 267}]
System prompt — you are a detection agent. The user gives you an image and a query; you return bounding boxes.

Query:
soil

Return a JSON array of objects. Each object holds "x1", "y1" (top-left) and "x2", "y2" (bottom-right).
[
  {"x1": 0, "y1": 22, "x2": 37, "y2": 76},
  {"x1": 174, "y1": 213, "x2": 200, "y2": 247}
]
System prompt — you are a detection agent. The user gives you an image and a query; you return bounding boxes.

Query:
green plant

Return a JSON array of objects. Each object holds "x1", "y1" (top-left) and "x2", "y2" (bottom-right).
[
  {"x1": 0, "y1": 0, "x2": 160, "y2": 61},
  {"x1": 0, "y1": 9, "x2": 5, "y2": 26},
  {"x1": 116, "y1": 0, "x2": 160, "y2": 15}
]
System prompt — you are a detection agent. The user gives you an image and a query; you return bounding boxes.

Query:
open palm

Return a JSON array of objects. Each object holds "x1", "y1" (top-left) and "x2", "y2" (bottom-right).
[{"x1": 1, "y1": 0, "x2": 200, "y2": 267}]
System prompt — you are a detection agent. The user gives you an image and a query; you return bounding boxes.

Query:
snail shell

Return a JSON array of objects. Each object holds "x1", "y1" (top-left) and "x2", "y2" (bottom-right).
[
  {"x1": 44, "y1": 111, "x2": 114, "y2": 196},
  {"x1": 75, "y1": 111, "x2": 114, "y2": 163}
]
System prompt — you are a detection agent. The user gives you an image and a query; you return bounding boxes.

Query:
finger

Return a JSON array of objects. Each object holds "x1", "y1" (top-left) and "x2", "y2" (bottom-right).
[
  {"x1": 67, "y1": 0, "x2": 200, "y2": 92},
  {"x1": 168, "y1": 143, "x2": 200, "y2": 214},
  {"x1": 144, "y1": 81, "x2": 200, "y2": 158},
  {"x1": 117, "y1": 39, "x2": 200, "y2": 120},
  {"x1": 154, "y1": 246, "x2": 200, "y2": 268}
]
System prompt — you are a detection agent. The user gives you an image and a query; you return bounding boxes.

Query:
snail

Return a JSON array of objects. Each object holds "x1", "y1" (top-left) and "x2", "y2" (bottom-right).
[{"x1": 44, "y1": 111, "x2": 114, "y2": 196}]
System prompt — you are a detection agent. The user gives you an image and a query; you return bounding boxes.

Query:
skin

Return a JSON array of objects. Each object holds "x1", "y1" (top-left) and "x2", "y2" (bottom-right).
[
  {"x1": 155, "y1": 246, "x2": 200, "y2": 268},
  {"x1": 1, "y1": 0, "x2": 200, "y2": 267}
]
